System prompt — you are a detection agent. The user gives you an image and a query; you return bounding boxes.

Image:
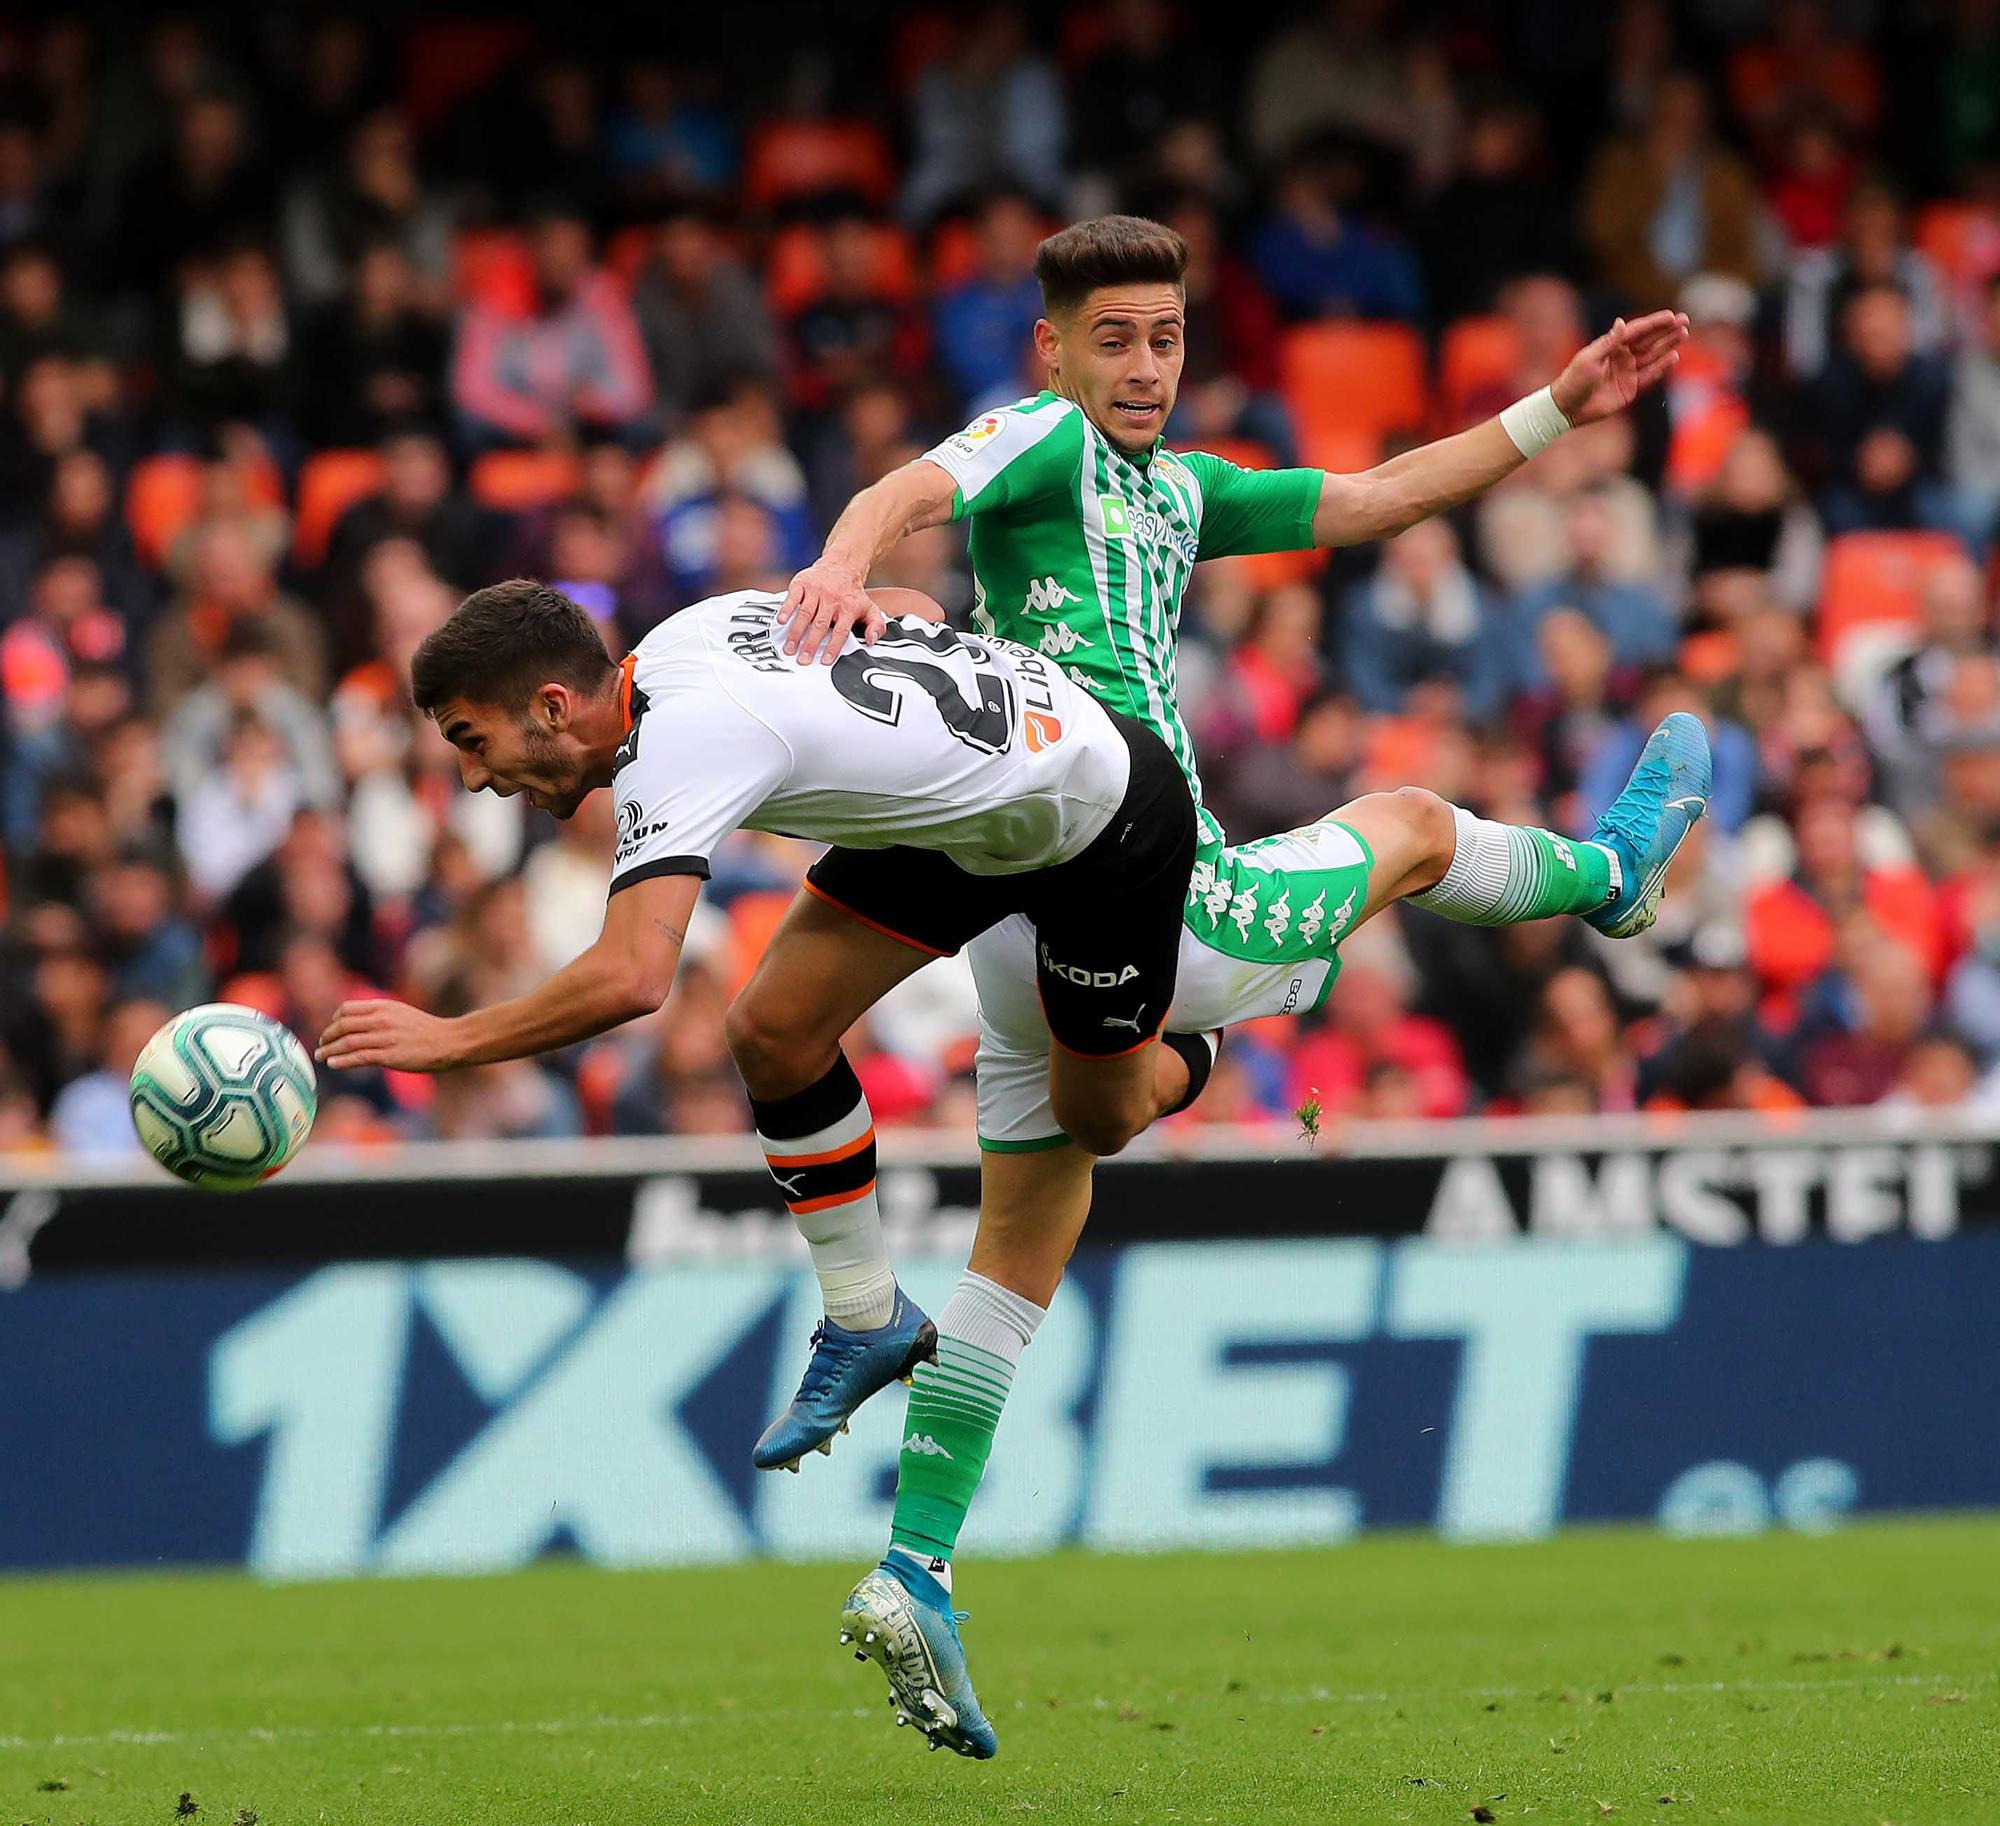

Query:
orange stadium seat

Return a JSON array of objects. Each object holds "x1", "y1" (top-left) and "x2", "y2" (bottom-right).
[
  {"x1": 744, "y1": 120, "x2": 895, "y2": 211},
  {"x1": 1437, "y1": 315, "x2": 1522, "y2": 428},
  {"x1": 1815, "y1": 530, "x2": 1964, "y2": 667},
  {"x1": 468, "y1": 449, "x2": 583, "y2": 512},
  {"x1": 124, "y1": 454, "x2": 204, "y2": 567},
  {"x1": 1279, "y1": 323, "x2": 1428, "y2": 471},
  {"x1": 726, "y1": 890, "x2": 797, "y2": 997},
  {"x1": 1913, "y1": 201, "x2": 2000, "y2": 291},
  {"x1": 294, "y1": 449, "x2": 388, "y2": 568},
  {"x1": 764, "y1": 221, "x2": 916, "y2": 315}
]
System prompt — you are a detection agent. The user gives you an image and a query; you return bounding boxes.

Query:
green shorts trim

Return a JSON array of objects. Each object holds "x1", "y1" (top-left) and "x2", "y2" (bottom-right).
[{"x1": 978, "y1": 1131, "x2": 1072, "y2": 1154}]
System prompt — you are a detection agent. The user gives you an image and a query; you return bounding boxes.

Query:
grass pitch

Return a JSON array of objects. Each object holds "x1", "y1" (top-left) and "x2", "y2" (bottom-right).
[{"x1": 1, "y1": 1519, "x2": 1995, "y2": 1825}]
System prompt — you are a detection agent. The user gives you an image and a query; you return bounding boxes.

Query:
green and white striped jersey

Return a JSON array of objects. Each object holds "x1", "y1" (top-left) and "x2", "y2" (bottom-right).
[{"x1": 923, "y1": 391, "x2": 1321, "y2": 852}]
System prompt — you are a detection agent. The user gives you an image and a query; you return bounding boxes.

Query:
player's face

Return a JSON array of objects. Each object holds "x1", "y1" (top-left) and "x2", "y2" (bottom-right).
[
  {"x1": 1041, "y1": 284, "x2": 1185, "y2": 455},
  {"x1": 432, "y1": 694, "x2": 594, "y2": 819}
]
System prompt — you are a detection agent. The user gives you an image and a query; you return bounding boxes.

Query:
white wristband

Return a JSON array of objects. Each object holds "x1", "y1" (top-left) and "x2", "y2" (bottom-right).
[{"x1": 1499, "y1": 385, "x2": 1572, "y2": 459}]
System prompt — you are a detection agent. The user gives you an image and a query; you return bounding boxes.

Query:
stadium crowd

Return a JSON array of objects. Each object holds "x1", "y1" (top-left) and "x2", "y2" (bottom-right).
[{"x1": 7, "y1": 0, "x2": 2000, "y2": 1156}]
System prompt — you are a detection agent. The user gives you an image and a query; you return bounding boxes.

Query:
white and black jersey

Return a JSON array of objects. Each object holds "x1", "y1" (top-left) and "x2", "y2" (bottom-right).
[{"x1": 607, "y1": 591, "x2": 1133, "y2": 895}]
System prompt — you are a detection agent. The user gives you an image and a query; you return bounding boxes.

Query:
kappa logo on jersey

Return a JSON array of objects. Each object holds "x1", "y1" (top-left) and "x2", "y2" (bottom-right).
[
  {"x1": 903, "y1": 1432, "x2": 955, "y2": 1459},
  {"x1": 1024, "y1": 575, "x2": 1082, "y2": 616},
  {"x1": 1036, "y1": 620, "x2": 1090, "y2": 656},
  {"x1": 1038, "y1": 940, "x2": 1139, "y2": 990},
  {"x1": 945, "y1": 412, "x2": 1006, "y2": 458}
]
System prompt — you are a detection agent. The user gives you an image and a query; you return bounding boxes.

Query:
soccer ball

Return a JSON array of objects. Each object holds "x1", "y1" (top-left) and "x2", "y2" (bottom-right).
[{"x1": 128, "y1": 1003, "x2": 318, "y2": 1189}]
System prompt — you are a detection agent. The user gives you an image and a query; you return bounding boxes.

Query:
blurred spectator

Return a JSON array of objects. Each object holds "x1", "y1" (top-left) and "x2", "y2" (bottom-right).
[
  {"x1": 1760, "y1": 108, "x2": 1856, "y2": 254},
  {"x1": 630, "y1": 199, "x2": 780, "y2": 427},
  {"x1": 903, "y1": 10, "x2": 1065, "y2": 225},
  {"x1": 167, "y1": 240, "x2": 296, "y2": 441},
  {"x1": 1163, "y1": 192, "x2": 1292, "y2": 460},
  {"x1": 1799, "y1": 942, "x2": 1933, "y2": 1108},
  {"x1": 0, "y1": 242, "x2": 115, "y2": 400},
  {"x1": 282, "y1": 107, "x2": 454, "y2": 312},
  {"x1": 605, "y1": 59, "x2": 737, "y2": 205},
  {"x1": 1639, "y1": 922, "x2": 1797, "y2": 1108},
  {"x1": 177, "y1": 710, "x2": 307, "y2": 903},
  {"x1": 162, "y1": 617, "x2": 338, "y2": 812},
  {"x1": 48, "y1": 994, "x2": 166, "y2": 1157},
  {"x1": 146, "y1": 517, "x2": 325, "y2": 714},
  {"x1": 1226, "y1": 582, "x2": 1326, "y2": 744},
  {"x1": 1747, "y1": 798, "x2": 1945, "y2": 1002},
  {"x1": 1728, "y1": 0, "x2": 1881, "y2": 154},
  {"x1": 1511, "y1": 609, "x2": 1640, "y2": 828},
  {"x1": 1216, "y1": 689, "x2": 1360, "y2": 841},
  {"x1": 1340, "y1": 519, "x2": 1509, "y2": 720},
  {"x1": 644, "y1": 381, "x2": 814, "y2": 600},
  {"x1": 1582, "y1": 72, "x2": 1761, "y2": 307},
  {"x1": 87, "y1": 848, "x2": 205, "y2": 1008},
  {"x1": 298, "y1": 238, "x2": 451, "y2": 447},
  {"x1": 112, "y1": 89, "x2": 274, "y2": 296},
  {"x1": 785, "y1": 210, "x2": 930, "y2": 415},
  {"x1": 1244, "y1": 0, "x2": 1451, "y2": 172},
  {"x1": 1782, "y1": 180, "x2": 1950, "y2": 379},
  {"x1": 1947, "y1": 272, "x2": 2000, "y2": 531},
  {"x1": 1686, "y1": 426, "x2": 1824, "y2": 617},
  {"x1": 1511, "y1": 488, "x2": 1676, "y2": 685},
  {"x1": 450, "y1": 203, "x2": 653, "y2": 449},
  {"x1": 1519, "y1": 967, "x2": 1638, "y2": 1112},
  {"x1": 1813, "y1": 282, "x2": 1972, "y2": 543},
  {"x1": 1286, "y1": 945, "x2": 1470, "y2": 1122},
  {"x1": 1069, "y1": 0, "x2": 1215, "y2": 199},
  {"x1": 1419, "y1": 94, "x2": 1576, "y2": 320},
  {"x1": 1861, "y1": 553, "x2": 1992, "y2": 817},
  {"x1": 931, "y1": 189, "x2": 1045, "y2": 412},
  {"x1": 1250, "y1": 150, "x2": 1424, "y2": 323}
]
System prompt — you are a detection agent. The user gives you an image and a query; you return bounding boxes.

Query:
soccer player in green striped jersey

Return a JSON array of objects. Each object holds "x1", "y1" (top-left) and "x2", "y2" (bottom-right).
[{"x1": 745, "y1": 216, "x2": 1700, "y2": 1757}]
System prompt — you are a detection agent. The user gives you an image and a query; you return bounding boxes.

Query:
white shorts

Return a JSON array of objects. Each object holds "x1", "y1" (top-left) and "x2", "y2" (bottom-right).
[{"x1": 971, "y1": 817, "x2": 1375, "y2": 1150}]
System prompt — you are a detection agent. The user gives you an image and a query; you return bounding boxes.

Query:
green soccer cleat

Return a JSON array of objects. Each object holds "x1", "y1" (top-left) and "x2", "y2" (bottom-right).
[{"x1": 1584, "y1": 711, "x2": 1712, "y2": 940}]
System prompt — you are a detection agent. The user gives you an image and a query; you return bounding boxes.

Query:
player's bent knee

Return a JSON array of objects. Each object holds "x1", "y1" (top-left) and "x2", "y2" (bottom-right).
[
  {"x1": 723, "y1": 989, "x2": 829, "y2": 1089},
  {"x1": 1049, "y1": 1086, "x2": 1151, "y2": 1159},
  {"x1": 1390, "y1": 785, "x2": 1456, "y2": 861}
]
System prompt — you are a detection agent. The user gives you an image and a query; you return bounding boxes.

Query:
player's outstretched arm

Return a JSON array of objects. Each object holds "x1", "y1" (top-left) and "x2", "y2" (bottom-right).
[
  {"x1": 316, "y1": 873, "x2": 700, "y2": 1073},
  {"x1": 778, "y1": 460, "x2": 960, "y2": 665},
  {"x1": 1310, "y1": 310, "x2": 1688, "y2": 549}
]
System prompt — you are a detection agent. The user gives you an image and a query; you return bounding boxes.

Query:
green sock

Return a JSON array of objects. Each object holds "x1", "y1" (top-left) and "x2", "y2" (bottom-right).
[
  {"x1": 1410, "y1": 808, "x2": 1617, "y2": 927},
  {"x1": 889, "y1": 1337, "x2": 1016, "y2": 1561}
]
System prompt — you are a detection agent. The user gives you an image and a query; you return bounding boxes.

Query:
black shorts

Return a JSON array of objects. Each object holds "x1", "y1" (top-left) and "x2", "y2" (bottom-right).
[{"x1": 805, "y1": 711, "x2": 1197, "y2": 1058}]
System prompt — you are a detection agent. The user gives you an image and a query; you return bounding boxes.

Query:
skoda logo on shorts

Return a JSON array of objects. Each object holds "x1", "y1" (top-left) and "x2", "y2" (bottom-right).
[{"x1": 1038, "y1": 940, "x2": 1139, "y2": 989}]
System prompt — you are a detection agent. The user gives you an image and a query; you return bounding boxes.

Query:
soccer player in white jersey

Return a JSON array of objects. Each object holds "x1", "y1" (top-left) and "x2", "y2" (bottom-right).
[
  {"x1": 318, "y1": 579, "x2": 1210, "y2": 1198},
  {"x1": 734, "y1": 217, "x2": 1709, "y2": 1757}
]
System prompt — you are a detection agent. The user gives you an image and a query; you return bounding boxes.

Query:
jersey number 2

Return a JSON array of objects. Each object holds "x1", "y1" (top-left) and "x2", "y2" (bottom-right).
[{"x1": 829, "y1": 624, "x2": 1016, "y2": 754}]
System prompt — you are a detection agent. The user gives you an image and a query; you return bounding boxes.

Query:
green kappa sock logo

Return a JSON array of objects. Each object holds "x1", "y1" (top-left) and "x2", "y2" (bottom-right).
[{"x1": 1100, "y1": 494, "x2": 1130, "y2": 537}]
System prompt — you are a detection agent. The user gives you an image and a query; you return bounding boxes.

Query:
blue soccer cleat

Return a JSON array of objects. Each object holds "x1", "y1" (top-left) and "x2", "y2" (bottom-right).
[
  {"x1": 840, "y1": 1555, "x2": 998, "y2": 1759},
  {"x1": 1584, "y1": 711, "x2": 1713, "y2": 939},
  {"x1": 753, "y1": 1287, "x2": 936, "y2": 1472}
]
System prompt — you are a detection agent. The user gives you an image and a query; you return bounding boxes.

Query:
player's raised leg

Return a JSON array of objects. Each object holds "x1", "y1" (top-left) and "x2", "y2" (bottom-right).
[{"x1": 726, "y1": 888, "x2": 941, "y2": 1473}]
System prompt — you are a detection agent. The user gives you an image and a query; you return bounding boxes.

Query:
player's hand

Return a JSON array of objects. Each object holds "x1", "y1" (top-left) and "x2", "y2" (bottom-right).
[
  {"x1": 777, "y1": 560, "x2": 885, "y2": 665},
  {"x1": 316, "y1": 999, "x2": 463, "y2": 1072},
  {"x1": 1550, "y1": 310, "x2": 1689, "y2": 427}
]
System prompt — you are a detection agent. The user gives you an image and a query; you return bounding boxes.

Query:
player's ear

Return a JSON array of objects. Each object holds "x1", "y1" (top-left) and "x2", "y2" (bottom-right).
[
  {"x1": 1033, "y1": 316, "x2": 1063, "y2": 368},
  {"x1": 536, "y1": 682, "x2": 571, "y2": 731}
]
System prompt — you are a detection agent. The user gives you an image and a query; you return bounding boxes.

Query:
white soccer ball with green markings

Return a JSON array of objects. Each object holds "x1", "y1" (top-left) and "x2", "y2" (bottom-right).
[{"x1": 128, "y1": 1003, "x2": 318, "y2": 1189}]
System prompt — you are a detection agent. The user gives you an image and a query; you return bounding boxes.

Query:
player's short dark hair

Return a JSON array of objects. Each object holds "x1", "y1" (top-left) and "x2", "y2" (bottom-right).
[
  {"x1": 410, "y1": 578, "x2": 617, "y2": 716},
  {"x1": 1033, "y1": 215, "x2": 1188, "y2": 318}
]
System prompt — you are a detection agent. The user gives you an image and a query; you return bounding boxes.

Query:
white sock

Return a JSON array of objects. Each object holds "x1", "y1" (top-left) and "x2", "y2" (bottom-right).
[
  {"x1": 1410, "y1": 805, "x2": 1621, "y2": 926},
  {"x1": 888, "y1": 1545, "x2": 955, "y2": 1593},
  {"x1": 937, "y1": 1269, "x2": 1046, "y2": 1364},
  {"x1": 752, "y1": 1062, "x2": 896, "y2": 1329}
]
